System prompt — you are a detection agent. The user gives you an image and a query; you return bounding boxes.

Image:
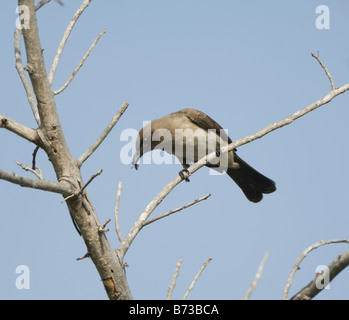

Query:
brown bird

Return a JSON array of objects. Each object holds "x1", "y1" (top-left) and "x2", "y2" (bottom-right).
[{"x1": 132, "y1": 108, "x2": 276, "y2": 203}]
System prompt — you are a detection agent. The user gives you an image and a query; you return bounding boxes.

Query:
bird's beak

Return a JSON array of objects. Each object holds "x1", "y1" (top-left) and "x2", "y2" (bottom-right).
[{"x1": 132, "y1": 150, "x2": 140, "y2": 170}]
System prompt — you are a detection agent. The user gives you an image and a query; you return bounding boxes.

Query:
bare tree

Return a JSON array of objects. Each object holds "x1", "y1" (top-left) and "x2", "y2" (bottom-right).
[{"x1": 1, "y1": 0, "x2": 349, "y2": 300}]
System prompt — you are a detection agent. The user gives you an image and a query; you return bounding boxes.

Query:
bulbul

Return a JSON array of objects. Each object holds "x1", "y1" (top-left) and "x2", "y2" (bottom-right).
[{"x1": 132, "y1": 108, "x2": 276, "y2": 203}]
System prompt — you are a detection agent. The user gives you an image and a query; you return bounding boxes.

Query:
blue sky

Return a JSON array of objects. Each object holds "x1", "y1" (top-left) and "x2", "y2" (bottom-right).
[{"x1": 1, "y1": 1, "x2": 349, "y2": 300}]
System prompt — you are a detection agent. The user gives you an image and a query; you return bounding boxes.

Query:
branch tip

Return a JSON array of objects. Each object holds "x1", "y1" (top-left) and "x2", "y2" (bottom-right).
[{"x1": 311, "y1": 51, "x2": 336, "y2": 90}]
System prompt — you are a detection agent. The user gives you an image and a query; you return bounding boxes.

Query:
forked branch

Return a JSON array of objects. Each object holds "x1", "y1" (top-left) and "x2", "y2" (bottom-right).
[
  {"x1": 48, "y1": 0, "x2": 92, "y2": 84},
  {"x1": 0, "y1": 168, "x2": 71, "y2": 194},
  {"x1": 291, "y1": 249, "x2": 349, "y2": 300},
  {"x1": 283, "y1": 239, "x2": 349, "y2": 300}
]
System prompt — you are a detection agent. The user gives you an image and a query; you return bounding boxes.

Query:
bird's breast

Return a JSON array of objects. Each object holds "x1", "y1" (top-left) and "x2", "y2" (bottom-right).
[{"x1": 172, "y1": 128, "x2": 229, "y2": 165}]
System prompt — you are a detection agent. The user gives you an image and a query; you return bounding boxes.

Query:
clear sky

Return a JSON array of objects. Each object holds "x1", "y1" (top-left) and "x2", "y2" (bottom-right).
[{"x1": 1, "y1": 1, "x2": 349, "y2": 300}]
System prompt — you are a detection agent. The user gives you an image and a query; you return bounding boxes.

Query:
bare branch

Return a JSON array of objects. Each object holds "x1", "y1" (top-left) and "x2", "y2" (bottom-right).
[
  {"x1": 48, "y1": 0, "x2": 92, "y2": 85},
  {"x1": 291, "y1": 250, "x2": 349, "y2": 300},
  {"x1": 0, "y1": 115, "x2": 42, "y2": 146},
  {"x1": 312, "y1": 52, "x2": 336, "y2": 90},
  {"x1": 282, "y1": 239, "x2": 349, "y2": 300},
  {"x1": 118, "y1": 174, "x2": 182, "y2": 260},
  {"x1": 187, "y1": 82, "x2": 349, "y2": 181},
  {"x1": 14, "y1": 29, "x2": 40, "y2": 125},
  {"x1": 242, "y1": 252, "x2": 269, "y2": 300},
  {"x1": 77, "y1": 102, "x2": 129, "y2": 167},
  {"x1": 54, "y1": 29, "x2": 106, "y2": 95},
  {"x1": 16, "y1": 161, "x2": 43, "y2": 180},
  {"x1": 118, "y1": 82, "x2": 349, "y2": 261},
  {"x1": 143, "y1": 193, "x2": 211, "y2": 227},
  {"x1": 0, "y1": 168, "x2": 71, "y2": 194},
  {"x1": 183, "y1": 258, "x2": 212, "y2": 300},
  {"x1": 114, "y1": 181, "x2": 124, "y2": 243},
  {"x1": 167, "y1": 259, "x2": 183, "y2": 300}
]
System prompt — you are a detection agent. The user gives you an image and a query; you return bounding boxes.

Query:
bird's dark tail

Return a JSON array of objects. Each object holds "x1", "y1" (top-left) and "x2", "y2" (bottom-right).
[{"x1": 226, "y1": 154, "x2": 276, "y2": 203}]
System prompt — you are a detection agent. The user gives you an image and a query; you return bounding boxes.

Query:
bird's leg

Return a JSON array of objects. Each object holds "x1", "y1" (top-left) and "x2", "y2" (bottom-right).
[
  {"x1": 179, "y1": 164, "x2": 190, "y2": 182},
  {"x1": 215, "y1": 147, "x2": 221, "y2": 157},
  {"x1": 216, "y1": 147, "x2": 239, "y2": 169}
]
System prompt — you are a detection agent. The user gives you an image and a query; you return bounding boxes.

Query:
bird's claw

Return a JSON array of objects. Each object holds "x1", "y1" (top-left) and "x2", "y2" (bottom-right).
[{"x1": 179, "y1": 169, "x2": 190, "y2": 182}]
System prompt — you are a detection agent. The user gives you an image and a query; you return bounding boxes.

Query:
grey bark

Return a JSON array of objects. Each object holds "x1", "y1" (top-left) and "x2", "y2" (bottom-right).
[{"x1": 18, "y1": 0, "x2": 132, "y2": 300}]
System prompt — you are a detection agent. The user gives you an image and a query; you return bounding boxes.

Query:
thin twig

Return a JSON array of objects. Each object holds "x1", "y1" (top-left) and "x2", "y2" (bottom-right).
[
  {"x1": 77, "y1": 102, "x2": 129, "y2": 167},
  {"x1": 167, "y1": 259, "x2": 183, "y2": 300},
  {"x1": 183, "y1": 258, "x2": 212, "y2": 300},
  {"x1": 54, "y1": 29, "x2": 106, "y2": 95},
  {"x1": 80, "y1": 169, "x2": 103, "y2": 194},
  {"x1": 14, "y1": 29, "x2": 40, "y2": 125},
  {"x1": 32, "y1": 146, "x2": 40, "y2": 170},
  {"x1": 242, "y1": 252, "x2": 269, "y2": 300},
  {"x1": 114, "y1": 181, "x2": 124, "y2": 243},
  {"x1": 311, "y1": 52, "x2": 336, "y2": 90},
  {"x1": 76, "y1": 252, "x2": 90, "y2": 261},
  {"x1": 143, "y1": 193, "x2": 211, "y2": 227},
  {"x1": 98, "y1": 219, "x2": 111, "y2": 233},
  {"x1": 16, "y1": 161, "x2": 43, "y2": 180},
  {"x1": 282, "y1": 239, "x2": 349, "y2": 300},
  {"x1": 61, "y1": 169, "x2": 103, "y2": 202},
  {"x1": 48, "y1": 0, "x2": 92, "y2": 84}
]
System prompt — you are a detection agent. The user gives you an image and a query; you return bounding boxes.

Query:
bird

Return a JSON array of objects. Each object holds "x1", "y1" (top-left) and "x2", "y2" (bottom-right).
[{"x1": 132, "y1": 108, "x2": 276, "y2": 203}]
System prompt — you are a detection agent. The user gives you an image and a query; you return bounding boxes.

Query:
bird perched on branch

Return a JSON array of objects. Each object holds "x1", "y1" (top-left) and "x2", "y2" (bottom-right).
[{"x1": 132, "y1": 108, "x2": 276, "y2": 203}]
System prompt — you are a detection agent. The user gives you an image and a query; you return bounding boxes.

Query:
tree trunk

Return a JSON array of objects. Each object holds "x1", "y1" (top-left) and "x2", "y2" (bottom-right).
[{"x1": 18, "y1": 0, "x2": 132, "y2": 300}]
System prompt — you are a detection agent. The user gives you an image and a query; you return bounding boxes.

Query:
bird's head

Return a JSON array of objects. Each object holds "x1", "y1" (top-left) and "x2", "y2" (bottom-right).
[{"x1": 132, "y1": 121, "x2": 162, "y2": 170}]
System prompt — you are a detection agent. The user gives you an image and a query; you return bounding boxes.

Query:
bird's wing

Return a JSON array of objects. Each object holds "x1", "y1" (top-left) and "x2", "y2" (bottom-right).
[{"x1": 177, "y1": 108, "x2": 233, "y2": 144}]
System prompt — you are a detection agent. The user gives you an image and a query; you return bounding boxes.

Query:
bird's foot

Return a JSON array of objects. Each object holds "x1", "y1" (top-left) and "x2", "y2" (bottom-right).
[{"x1": 179, "y1": 169, "x2": 190, "y2": 182}]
